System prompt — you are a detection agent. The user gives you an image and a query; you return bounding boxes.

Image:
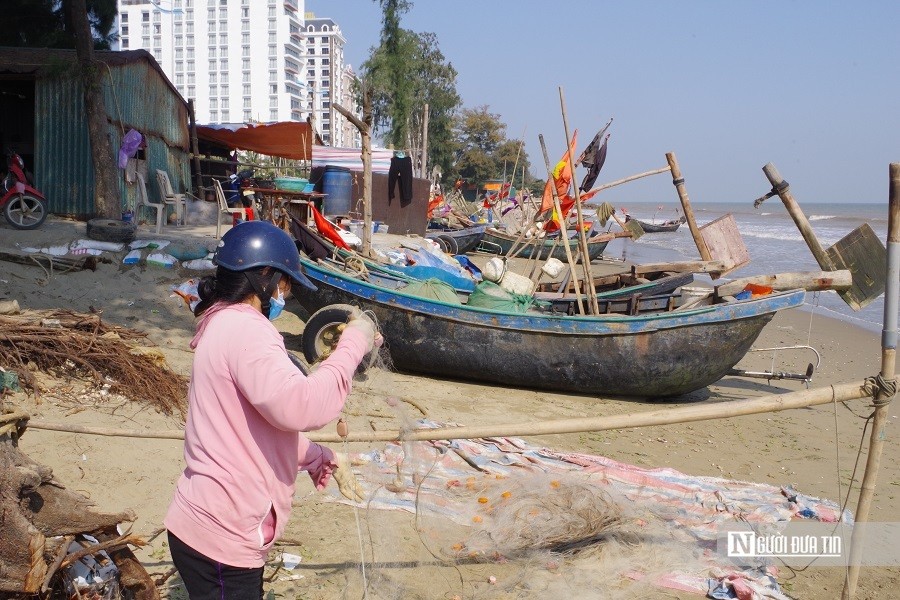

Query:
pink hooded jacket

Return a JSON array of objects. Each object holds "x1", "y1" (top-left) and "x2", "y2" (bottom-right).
[{"x1": 164, "y1": 302, "x2": 368, "y2": 568}]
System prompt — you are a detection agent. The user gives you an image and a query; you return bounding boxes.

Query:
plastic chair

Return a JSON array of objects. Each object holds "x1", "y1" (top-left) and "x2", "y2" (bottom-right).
[
  {"x1": 135, "y1": 172, "x2": 165, "y2": 234},
  {"x1": 213, "y1": 179, "x2": 248, "y2": 239},
  {"x1": 154, "y1": 169, "x2": 186, "y2": 225}
]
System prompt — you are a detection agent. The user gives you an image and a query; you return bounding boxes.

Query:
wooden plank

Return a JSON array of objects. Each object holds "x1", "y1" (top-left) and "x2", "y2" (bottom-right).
[
  {"x1": 715, "y1": 270, "x2": 853, "y2": 297},
  {"x1": 632, "y1": 259, "x2": 728, "y2": 276},
  {"x1": 826, "y1": 223, "x2": 887, "y2": 311},
  {"x1": 699, "y1": 213, "x2": 750, "y2": 279}
]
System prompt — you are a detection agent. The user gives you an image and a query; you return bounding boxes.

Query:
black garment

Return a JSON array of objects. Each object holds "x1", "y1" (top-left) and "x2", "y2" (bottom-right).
[
  {"x1": 167, "y1": 531, "x2": 264, "y2": 600},
  {"x1": 388, "y1": 155, "x2": 413, "y2": 204},
  {"x1": 579, "y1": 134, "x2": 609, "y2": 192}
]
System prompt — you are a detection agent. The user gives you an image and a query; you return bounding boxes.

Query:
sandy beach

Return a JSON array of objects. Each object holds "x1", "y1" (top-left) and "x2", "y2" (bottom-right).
[{"x1": 2, "y1": 216, "x2": 898, "y2": 599}]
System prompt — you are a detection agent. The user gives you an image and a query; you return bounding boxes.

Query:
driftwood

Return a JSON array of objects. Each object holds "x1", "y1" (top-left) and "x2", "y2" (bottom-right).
[
  {"x1": 0, "y1": 426, "x2": 136, "y2": 594},
  {"x1": 0, "y1": 249, "x2": 104, "y2": 273},
  {"x1": 715, "y1": 270, "x2": 853, "y2": 297},
  {"x1": 0, "y1": 308, "x2": 187, "y2": 417}
]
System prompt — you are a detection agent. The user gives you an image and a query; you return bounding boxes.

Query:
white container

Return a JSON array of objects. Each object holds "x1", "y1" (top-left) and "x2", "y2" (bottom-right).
[
  {"x1": 499, "y1": 271, "x2": 535, "y2": 296},
  {"x1": 482, "y1": 257, "x2": 506, "y2": 283},
  {"x1": 541, "y1": 258, "x2": 565, "y2": 278}
]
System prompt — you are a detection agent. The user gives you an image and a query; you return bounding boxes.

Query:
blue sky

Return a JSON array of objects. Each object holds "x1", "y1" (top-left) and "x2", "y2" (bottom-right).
[{"x1": 312, "y1": 1, "x2": 898, "y2": 204}]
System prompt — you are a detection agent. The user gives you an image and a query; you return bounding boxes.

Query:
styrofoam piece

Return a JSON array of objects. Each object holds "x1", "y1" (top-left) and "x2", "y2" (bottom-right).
[
  {"x1": 541, "y1": 258, "x2": 565, "y2": 278},
  {"x1": 499, "y1": 270, "x2": 535, "y2": 296},
  {"x1": 482, "y1": 257, "x2": 506, "y2": 283}
]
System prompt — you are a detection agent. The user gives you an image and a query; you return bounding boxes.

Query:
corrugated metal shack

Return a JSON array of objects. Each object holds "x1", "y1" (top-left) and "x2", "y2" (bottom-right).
[{"x1": 0, "y1": 47, "x2": 190, "y2": 219}]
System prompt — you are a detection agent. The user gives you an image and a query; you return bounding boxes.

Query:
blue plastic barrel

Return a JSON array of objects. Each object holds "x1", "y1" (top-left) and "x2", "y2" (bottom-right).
[{"x1": 322, "y1": 166, "x2": 352, "y2": 216}]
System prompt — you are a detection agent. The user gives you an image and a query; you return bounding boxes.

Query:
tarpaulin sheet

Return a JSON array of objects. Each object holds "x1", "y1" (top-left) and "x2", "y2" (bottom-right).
[
  {"x1": 196, "y1": 121, "x2": 313, "y2": 160},
  {"x1": 311, "y1": 146, "x2": 394, "y2": 174},
  {"x1": 321, "y1": 421, "x2": 851, "y2": 599}
]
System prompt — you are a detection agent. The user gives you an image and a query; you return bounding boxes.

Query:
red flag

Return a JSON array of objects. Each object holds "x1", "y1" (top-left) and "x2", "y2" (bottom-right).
[
  {"x1": 542, "y1": 188, "x2": 600, "y2": 233},
  {"x1": 540, "y1": 131, "x2": 578, "y2": 212},
  {"x1": 310, "y1": 204, "x2": 351, "y2": 250}
]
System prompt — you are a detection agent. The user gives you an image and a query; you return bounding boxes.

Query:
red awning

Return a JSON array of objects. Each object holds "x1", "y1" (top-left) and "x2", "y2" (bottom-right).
[{"x1": 196, "y1": 121, "x2": 314, "y2": 160}]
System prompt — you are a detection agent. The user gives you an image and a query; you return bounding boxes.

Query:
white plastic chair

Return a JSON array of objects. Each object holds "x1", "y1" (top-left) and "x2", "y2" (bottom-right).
[
  {"x1": 135, "y1": 172, "x2": 165, "y2": 234},
  {"x1": 154, "y1": 169, "x2": 186, "y2": 225},
  {"x1": 213, "y1": 179, "x2": 248, "y2": 239}
]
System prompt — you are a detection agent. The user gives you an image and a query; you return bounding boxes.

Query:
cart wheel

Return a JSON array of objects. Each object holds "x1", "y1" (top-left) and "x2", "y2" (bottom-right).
[{"x1": 302, "y1": 304, "x2": 375, "y2": 373}]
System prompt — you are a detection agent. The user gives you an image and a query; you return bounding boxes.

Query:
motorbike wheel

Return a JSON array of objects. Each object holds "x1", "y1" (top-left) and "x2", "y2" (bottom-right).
[{"x1": 3, "y1": 194, "x2": 48, "y2": 230}]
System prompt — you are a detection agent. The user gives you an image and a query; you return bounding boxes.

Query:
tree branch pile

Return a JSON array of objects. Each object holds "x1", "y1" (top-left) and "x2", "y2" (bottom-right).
[{"x1": 0, "y1": 309, "x2": 187, "y2": 417}]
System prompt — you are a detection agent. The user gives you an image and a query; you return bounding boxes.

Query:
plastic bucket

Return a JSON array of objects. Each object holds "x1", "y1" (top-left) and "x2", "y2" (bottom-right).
[{"x1": 322, "y1": 165, "x2": 352, "y2": 216}]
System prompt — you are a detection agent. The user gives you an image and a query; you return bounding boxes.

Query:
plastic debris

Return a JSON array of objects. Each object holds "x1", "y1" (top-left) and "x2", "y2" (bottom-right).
[{"x1": 146, "y1": 253, "x2": 177, "y2": 268}]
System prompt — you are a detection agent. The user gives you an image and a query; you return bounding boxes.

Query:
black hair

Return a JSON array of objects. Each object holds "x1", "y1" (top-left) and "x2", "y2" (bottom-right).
[
  {"x1": 193, "y1": 266, "x2": 285, "y2": 317},
  {"x1": 194, "y1": 266, "x2": 259, "y2": 317}
]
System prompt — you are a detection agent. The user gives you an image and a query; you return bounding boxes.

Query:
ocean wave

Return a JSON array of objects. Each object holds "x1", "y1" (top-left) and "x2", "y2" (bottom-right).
[{"x1": 808, "y1": 214, "x2": 837, "y2": 221}]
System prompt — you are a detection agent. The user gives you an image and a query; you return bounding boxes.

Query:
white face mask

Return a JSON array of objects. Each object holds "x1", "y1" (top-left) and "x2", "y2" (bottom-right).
[{"x1": 268, "y1": 288, "x2": 285, "y2": 320}]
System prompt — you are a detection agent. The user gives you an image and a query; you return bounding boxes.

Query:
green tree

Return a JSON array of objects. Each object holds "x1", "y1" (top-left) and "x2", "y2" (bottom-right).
[
  {"x1": 4, "y1": 0, "x2": 117, "y2": 49},
  {"x1": 368, "y1": 0, "x2": 412, "y2": 148},
  {"x1": 365, "y1": 29, "x2": 460, "y2": 178},
  {"x1": 453, "y1": 106, "x2": 505, "y2": 186},
  {"x1": 452, "y1": 107, "x2": 538, "y2": 193}
]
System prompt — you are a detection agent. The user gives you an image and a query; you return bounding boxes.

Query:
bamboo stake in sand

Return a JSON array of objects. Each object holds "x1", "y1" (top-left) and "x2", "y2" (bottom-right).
[
  {"x1": 539, "y1": 134, "x2": 585, "y2": 315},
  {"x1": 841, "y1": 164, "x2": 900, "y2": 600},
  {"x1": 26, "y1": 381, "x2": 872, "y2": 443}
]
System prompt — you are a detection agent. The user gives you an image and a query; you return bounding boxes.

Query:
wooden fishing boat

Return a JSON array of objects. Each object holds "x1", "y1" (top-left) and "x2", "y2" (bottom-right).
[
  {"x1": 625, "y1": 214, "x2": 685, "y2": 233},
  {"x1": 294, "y1": 256, "x2": 805, "y2": 398},
  {"x1": 478, "y1": 227, "x2": 610, "y2": 261},
  {"x1": 425, "y1": 224, "x2": 487, "y2": 254}
]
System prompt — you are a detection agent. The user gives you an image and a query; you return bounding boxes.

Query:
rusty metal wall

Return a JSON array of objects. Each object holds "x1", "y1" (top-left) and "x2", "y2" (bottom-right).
[{"x1": 34, "y1": 57, "x2": 190, "y2": 219}]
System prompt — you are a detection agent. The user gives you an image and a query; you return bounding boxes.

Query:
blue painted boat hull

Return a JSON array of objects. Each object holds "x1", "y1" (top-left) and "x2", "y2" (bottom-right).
[{"x1": 295, "y1": 259, "x2": 805, "y2": 397}]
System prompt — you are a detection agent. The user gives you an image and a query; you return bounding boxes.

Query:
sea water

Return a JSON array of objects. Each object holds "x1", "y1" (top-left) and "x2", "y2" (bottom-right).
[{"x1": 601, "y1": 201, "x2": 893, "y2": 334}]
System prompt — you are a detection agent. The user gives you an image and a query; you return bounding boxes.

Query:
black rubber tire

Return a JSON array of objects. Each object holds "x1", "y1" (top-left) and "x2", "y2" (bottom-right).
[
  {"x1": 86, "y1": 218, "x2": 136, "y2": 243},
  {"x1": 301, "y1": 304, "x2": 357, "y2": 364},
  {"x1": 437, "y1": 234, "x2": 459, "y2": 255},
  {"x1": 4, "y1": 194, "x2": 48, "y2": 230},
  {"x1": 432, "y1": 236, "x2": 450, "y2": 253},
  {"x1": 302, "y1": 304, "x2": 374, "y2": 373}
]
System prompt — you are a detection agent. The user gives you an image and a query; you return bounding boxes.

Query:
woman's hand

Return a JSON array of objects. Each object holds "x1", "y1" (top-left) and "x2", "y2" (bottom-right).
[
  {"x1": 345, "y1": 310, "x2": 383, "y2": 353},
  {"x1": 332, "y1": 453, "x2": 365, "y2": 502}
]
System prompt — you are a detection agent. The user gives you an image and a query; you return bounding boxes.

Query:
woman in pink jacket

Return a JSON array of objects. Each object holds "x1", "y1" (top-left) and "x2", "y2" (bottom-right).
[{"x1": 165, "y1": 221, "x2": 376, "y2": 599}]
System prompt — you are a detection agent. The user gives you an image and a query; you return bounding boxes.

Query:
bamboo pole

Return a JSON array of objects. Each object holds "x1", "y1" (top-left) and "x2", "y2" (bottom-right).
[
  {"x1": 419, "y1": 103, "x2": 429, "y2": 179},
  {"x1": 559, "y1": 88, "x2": 600, "y2": 315},
  {"x1": 667, "y1": 152, "x2": 712, "y2": 261},
  {"x1": 841, "y1": 163, "x2": 900, "y2": 600},
  {"x1": 762, "y1": 163, "x2": 835, "y2": 270},
  {"x1": 585, "y1": 165, "x2": 671, "y2": 195},
  {"x1": 334, "y1": 96, "x2": 373, "y2": 256},
  {"x1": 540, "y1": 134, "x2": 585, "y2": 315},
  {"x1": 187, "y1": 99, "x2": 203, "y2": 196},
  {"x1": 27, "y1": 381, "x2": 871, "y2": 443}
]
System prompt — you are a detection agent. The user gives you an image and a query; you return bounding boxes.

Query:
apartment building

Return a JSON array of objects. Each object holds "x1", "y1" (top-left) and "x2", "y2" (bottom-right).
[
  {"x1": 116, "y1": 0, "x2": 309, "y2": 126},
  {"x1": 302, "y1": 13, "x2": 357, "y2": 147}
]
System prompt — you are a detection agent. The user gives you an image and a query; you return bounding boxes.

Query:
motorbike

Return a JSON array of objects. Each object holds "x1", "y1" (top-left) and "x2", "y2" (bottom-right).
[{"x1": 1, "y1": 150, "x2": 48, "y2": 230}]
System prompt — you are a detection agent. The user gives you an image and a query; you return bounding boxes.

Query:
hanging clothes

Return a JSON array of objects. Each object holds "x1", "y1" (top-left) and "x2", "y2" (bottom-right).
[{"x1": 388, "y1": 154, "x2": 413, "y2": 204}]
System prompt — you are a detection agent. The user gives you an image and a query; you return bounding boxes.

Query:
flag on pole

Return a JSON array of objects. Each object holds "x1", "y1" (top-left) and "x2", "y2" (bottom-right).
[
  {"x1": 540, "y1": 131, "x2": 578, "y2": 212},
  {"x1": 310, "y1": 204, "x2": 351, "y2": 250}
]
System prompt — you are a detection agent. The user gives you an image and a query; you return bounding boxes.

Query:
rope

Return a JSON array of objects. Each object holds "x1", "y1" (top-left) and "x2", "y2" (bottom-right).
[{"x1": 862, "y1": 374, "x2": 897, "y2": 407}]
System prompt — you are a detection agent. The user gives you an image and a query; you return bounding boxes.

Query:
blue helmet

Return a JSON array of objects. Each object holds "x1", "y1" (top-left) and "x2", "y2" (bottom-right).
[{"x1": 214, "y1": 221, "x2": 316, "y2": 290}]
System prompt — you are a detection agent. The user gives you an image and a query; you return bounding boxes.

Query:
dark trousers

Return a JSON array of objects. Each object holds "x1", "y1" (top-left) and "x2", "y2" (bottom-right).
[{"x1": 168, "y1": 531, "x2": 264, "y2": 600}]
